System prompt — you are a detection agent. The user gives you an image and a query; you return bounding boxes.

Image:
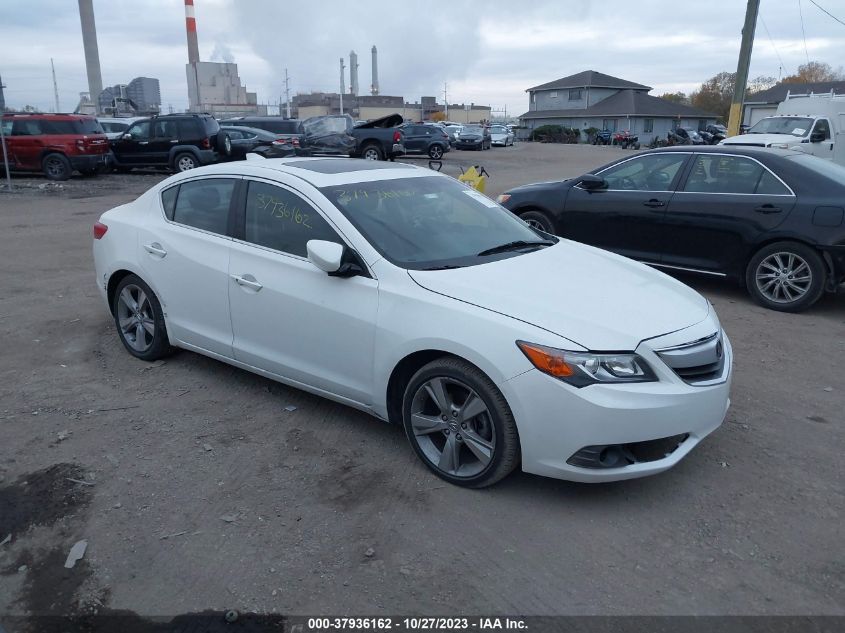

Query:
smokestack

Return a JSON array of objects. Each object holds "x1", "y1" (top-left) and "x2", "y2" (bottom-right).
[
  {"x1": 184, "y1": 0, "x2": 200, "y2": 64},
  {"x1": 371, "y1": 45, "x2": 379, "y2": 96},
  {"x1": 349, "y1": 50, "x2": 359, "y2": 97},
  {"x1": 77, "y1": 0, "x2": 103, "y2": 112}
]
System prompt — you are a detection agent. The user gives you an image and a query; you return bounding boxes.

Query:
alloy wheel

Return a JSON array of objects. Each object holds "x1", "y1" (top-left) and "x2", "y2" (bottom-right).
[
  {"x1": 755, "y1": 251, "x2": 813, "y2": 304},
  {"x1": 429, "y1": 145, "x2": 443, "y2": 159},
  {"x1": 177, "y1": 156, "x2": 196, "y2": 171},
  {"x1": 524, "y1": 218, "x2": 546, "y2": 231},
  {"x1": 116, "y1": 284, "x2": 156, "y2": 352},
  {"x1": 363, "y1": 147, "x2": 380, "y2": 160},
  {"x1": 45, "y1": 158, "x2": 65, "y2": 178},
  {"x1": 409, "y1": 376, "x2": 495, "y2": 477}
]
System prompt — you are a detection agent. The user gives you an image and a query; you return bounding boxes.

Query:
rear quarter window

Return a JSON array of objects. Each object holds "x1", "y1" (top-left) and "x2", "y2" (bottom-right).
[{"x1": 161, "y1": 185, "x2": 179, "y2": 220}]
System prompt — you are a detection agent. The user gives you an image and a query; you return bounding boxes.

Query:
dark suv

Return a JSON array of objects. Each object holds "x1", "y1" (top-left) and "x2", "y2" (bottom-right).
[
  {"x1": 399, "y1": 124, "x2": 451, "y2": 159},
  {"x1": 1, "y1": 113, "x2": 110, "y2": 180},
  {"x1": 110, "y1": 113, "x2": 231, "y2": 172}
]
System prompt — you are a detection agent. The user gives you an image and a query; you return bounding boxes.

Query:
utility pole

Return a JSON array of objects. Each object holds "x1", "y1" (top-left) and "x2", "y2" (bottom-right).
[
  {"x1": 443, "y1": 82, "x2": 448, "y2": 119},
  {"x1": 284, "y1": 68, "x2": 291, "y2": 118},
  {"x1": 0, "y1": 75, "x2": 11, "y2": 192},
  {"x1": 727, "y1": 0, "x2": 760, "y2": 137},
  {"x1": 339, "y1": 58, "x2": 345, "y2": 115},
  {"x1": 51, "y1": 58, "x2": 60, "y2": 113}
]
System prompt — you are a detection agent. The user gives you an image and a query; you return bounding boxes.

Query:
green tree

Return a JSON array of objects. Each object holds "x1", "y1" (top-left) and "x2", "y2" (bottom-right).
[{"x1": 658, "y1": 92, "x2": 688, "y2": 104}]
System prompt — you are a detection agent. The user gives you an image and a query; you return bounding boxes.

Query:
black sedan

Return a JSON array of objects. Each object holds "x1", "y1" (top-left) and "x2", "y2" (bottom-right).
[
  {"x1": 455, "y1": 125, "x2": 491, "y2": 150},
  {"x1": 220, "y1": 126, "x2": 296, "y2": 160},
  {"x1": 498, "y1": 146, "x2": 845, "y2": 312}
]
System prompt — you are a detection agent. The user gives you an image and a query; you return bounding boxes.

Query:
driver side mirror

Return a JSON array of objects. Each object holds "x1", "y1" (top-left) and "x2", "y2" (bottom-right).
[
  {"x1": 577, "y1": 174, "x2": 606, "y2": 190},
  {"x1": 306, "y1": 240, "x2": 365, "y2": 278},
  {"x1": 121, "y1": 133, "x2": 133, "y2": 140},
  {"x1": 810, "y1": 130, "x2": 825, "y2": 143}
]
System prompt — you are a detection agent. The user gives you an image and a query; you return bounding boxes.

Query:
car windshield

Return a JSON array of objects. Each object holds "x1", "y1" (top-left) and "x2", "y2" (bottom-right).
[
  {"x1": 748, "y1": 117, "x2": 814, "y2": 137},
  {"x1": 785, "y1": 153, "x2": 845, "y2": 184},
  {"x1": 490, "y1": 126, "x2": 506, "y2": 133},
  {"x1": 320, "y1": 176, "x2": 554, "y2": 269},
  {"x1": 462, "y1": 126, "x2": 482, "y2": 134}
]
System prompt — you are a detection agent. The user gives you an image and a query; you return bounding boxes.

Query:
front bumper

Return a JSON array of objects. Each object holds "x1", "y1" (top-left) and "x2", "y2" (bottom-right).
[
  {"x1": 69, "y1": 153, "x2": 110, "y2": 170},
  {"x1": 456, "y1": 141, "x2": 482, "y2": 149},
  {"x1": 504, "y1": 330, "x2": 732, "y2": 483}
]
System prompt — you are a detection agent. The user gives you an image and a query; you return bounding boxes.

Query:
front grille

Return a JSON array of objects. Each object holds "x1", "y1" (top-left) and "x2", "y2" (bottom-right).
[{"x1": 656, "y1": 332, "x2": 727, "y2": 386}]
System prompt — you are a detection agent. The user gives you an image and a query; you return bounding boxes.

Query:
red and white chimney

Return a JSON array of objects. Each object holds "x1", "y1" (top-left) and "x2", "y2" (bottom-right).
[{"x1": 185, "y1": 0, "x2": 200, "y2": 64}]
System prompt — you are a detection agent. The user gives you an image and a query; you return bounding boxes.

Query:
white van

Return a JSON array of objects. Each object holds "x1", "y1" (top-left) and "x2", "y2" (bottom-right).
[{"x1": 721, "y1": 92, "x2": 844, "y2": 164}]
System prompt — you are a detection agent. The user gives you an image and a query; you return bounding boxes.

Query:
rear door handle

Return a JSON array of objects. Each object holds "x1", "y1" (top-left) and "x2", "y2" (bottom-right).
[
  {"x1": 755, "y1": 204, "x2": 781, "y2": 214},
  {"x1": 231, "y1": 274, "x2": 263, "y2": 291},
  {"x1": 143, "y1": 242, "x2": 167, "y2": 258},
  {"x1": 642, "y1": 199, "x2": 666, "y2": 209},
  {"x1": 170, "y1": 140, "x2": 179, "y2": 143},
  {"x1": 138, "y1": 141, "x2": 149, "y2": 145}
]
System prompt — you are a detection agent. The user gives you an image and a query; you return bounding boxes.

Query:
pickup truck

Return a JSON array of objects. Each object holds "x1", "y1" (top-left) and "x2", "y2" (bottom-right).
[{"x1": 299, "y1": 113, "x2": 405, "y2": 160}]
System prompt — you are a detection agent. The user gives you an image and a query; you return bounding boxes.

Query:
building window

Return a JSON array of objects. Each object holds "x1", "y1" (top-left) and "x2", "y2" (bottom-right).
[
  {"x1": 568, "y1": 89, "x2": 582, "y2": 101},
  {"x1": 643, "y1": 118, "x2": 653, "y2": 133},
  {"x1": 550, "y1": 91, "x2": 558, "y2": 98},
  {"x1": 602, "y1": 119, "x2": 618, "y2": 132},
  {"x1": 698, "y1": 119, "x2": 707, "y2": 131}
]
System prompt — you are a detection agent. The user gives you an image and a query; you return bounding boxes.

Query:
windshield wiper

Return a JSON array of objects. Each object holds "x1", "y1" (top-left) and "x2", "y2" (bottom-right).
[
  {"x1": 477, "y1": 240, "x2": 555, "y2": 257},
  {"x1": 421, "y1": 264, "x2": 465, "y2": 270}
]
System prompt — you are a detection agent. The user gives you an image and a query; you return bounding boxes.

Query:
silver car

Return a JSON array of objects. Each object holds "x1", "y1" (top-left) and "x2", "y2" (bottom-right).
[{"x1": 490, "y1": 125, "x2": 514, "y2": 147}]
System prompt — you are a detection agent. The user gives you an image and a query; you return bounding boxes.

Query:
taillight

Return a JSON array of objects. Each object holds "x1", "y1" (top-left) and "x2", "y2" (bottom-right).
[
  {"x1": 93, "y1": 222, "x2": 108, "y2": 239},
  {"x1": 202, "y1": 138, "x2": 211, "y2": 149},
  {"x1": 393, "y1": 131, "x2": 401, "y2": 143}
]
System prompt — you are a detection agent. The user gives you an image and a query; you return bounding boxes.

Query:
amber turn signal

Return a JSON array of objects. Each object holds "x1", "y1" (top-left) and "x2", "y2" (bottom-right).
[{"x1": 516, "y1": 341, "x2": 574, "y2": 377}]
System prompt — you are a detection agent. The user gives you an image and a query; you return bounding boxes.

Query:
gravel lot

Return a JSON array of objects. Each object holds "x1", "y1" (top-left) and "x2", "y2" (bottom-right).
[{"x1": 0, "y1": 143, "x2": 843, "y2": 621}]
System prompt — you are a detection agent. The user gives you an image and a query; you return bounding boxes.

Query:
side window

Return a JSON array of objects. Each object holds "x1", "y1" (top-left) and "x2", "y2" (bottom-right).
[
  {"x1": 161, "y1": 185, "x2": 179, "y2": 220},
  {"x1": 225, "y1": 129, "x2": 243, "y2": 140},
  {"x1": 812, "y1": 119, "x2": 831, "y2": 140},
  {"x1": 683, "y1": 155, "x2": 763, "y2": 194},
  {"x1": 153, "y1": 120, "x2": 177, "y2": 139},
  {"x1": 598, "y1": 154, "x2": 688, "y2": 191},
  {"x1": 244, "y1": 181, "x2": 339, "y2": 257},
  {"x1": 177, "y1": 119, "x2": 199, "y2": 139},
  {"x1": 12, "y1": 120, "x2": 42, "y2": 136},
  {"x1": 172, "y1": 178, "x2": 235, "y2": 235},
  {"x1": 755, "y1": 170, "x2": 791, "y2": 195},
  {"x1": 1, "y1": 119, "x2": 12, "y2": 135},
  {"x1": 126, "y1": 121, "x2": 150, "y2": 139}
]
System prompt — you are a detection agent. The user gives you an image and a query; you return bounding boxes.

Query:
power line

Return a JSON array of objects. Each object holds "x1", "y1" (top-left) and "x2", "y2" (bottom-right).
[
  {"x1": 808, "y1": 0, "x2": 845, "y2": 27},
  {"x1": 798, "y1": 0, "x2": 811, "y2": 64},
  {"x1": 760, "y1": 14, "x2": 788, "y2": 78}
]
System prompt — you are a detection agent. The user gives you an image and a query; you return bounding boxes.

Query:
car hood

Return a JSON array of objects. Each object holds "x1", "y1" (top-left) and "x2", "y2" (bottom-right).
[
  {"x1": 408, "y1": 241, "x2": 710, "y2": 350},
  {"x1": 722, "y1": 133, "x2": 805, "y2": 146}
]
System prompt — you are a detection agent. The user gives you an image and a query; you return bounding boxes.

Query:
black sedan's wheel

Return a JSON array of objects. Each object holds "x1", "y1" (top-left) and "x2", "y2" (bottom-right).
[
  {"x1": 112, "y1": 274, "x2": 173, "y2": 361},
  {"x1": 42, "y1": 153, "x2": 72, "y2": 181},
  {"x1": 519, "y1": 209, "x2": 555, "y2": 234},
  {"x1": 402, "y1": 357, "x2": 519, "y2": 488},
  {"x1": 745, "y1": 242, "x2": 825, "y2": 312},
  {"x1": 428, "y1": 144, "x2": 444, "y2": 159}
]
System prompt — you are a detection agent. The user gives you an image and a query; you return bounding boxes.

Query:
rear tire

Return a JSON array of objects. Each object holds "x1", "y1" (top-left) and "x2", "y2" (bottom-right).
[
  {"x1": 402, "y1": 357, "x2": 520, "y2": 488},
  {"x1": 217, "y1": 133, "x2": 232, "y2": 157},
  {"x1": 745, "y1": 241, "x2": 826, "y2": 312},
  {"x1": 361, "y1": 144, "x2": 383, "y2": 161},
  {"x1": 42, "y1": 153, "x2": 72, "y2": 181},
  {"x1": 173, "y1": 152, "x2": 198, "y2": 172},
  {"x1": 519, "y1": 209, "x2": 555, "y2": 234},
  {"x1": 112, "y1": 274, "x2": 173, "y2": 361},
  {"x1": 428, "y1": 144, "x2": 444, "y2": 159}
]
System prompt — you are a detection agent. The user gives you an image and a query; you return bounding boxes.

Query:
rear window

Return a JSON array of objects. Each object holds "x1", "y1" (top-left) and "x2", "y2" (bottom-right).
[
  {"x1": 786, "y1": 153, "x2": 845, "y2": 185},
  {"x1": 203, "y1": 117, "x2": 220, "y2": 134}
]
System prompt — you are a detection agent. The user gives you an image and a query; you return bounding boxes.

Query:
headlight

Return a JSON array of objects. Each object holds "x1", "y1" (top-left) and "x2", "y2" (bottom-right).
[
  {"x1": 496, "y1": 194, "x2": 511, "y2": 204},
  {"x1": 768, "y1": 143, "x2": 791, "y2": 149},
  {"x1": 517, "y1": 341, "x2": 657, "y2": 387}
]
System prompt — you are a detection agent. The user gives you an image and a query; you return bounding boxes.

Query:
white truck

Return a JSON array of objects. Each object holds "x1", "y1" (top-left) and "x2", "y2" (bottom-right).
[{"x1": 721, "y1": 92, "x2": 844, "y2": 165}]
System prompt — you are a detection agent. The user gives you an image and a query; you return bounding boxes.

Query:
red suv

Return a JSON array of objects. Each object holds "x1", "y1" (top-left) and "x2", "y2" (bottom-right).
[{"x1": 0, "y1": 113, "x2": 110, "y2": 180}]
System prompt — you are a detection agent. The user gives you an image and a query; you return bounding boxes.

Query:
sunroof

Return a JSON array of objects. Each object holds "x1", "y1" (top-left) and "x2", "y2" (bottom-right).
[{"x1": 287, "y1": 158, "x2": 413, "y2": 174}]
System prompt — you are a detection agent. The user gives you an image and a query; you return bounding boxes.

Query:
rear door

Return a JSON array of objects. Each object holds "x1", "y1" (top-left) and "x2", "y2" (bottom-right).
[
  {"x1": 403, "y1": 126, "x2": 426, "y2": 152},
  {"x1": 561, "y1": 152, "x2": 691, "y2": 262},
  {"x1": 136, "y1": 177, "x2": 238, "y2": 356},
  {"x1": 150, "y1": 119, "x2": 179, "y2": 165},
  {"x1": 660, "y1": 153, "x2": 796, "y2": 274}
]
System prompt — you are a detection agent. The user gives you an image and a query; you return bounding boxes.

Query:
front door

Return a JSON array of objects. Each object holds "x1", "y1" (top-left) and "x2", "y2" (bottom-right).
[
  {"x1": 661, "y1": 153, "x2": 796, "y2": 273},
  {"x1": 136, "y1": 177, "x2": 238, "y2": 356},
  {"x1": 112, "y1": 120, "x2": 151, "y2": 165},
  {"x1": 808, "y1": 118, "x2": 834, "y2": 161},
  {"x1": 228, "y1": 179, "x2": 378, "y2": 405},
  {"x1": 561, "y1": 152, "x2": 691, "y2": 262}
]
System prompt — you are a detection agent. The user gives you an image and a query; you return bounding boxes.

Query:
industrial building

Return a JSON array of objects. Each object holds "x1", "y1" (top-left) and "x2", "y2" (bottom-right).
[
  {"x1": 98, "y1": 77, "x2": 161, "y2": 115},
  {"x1": 292, "y1": 92, "x2": 491, "y2": 124}
]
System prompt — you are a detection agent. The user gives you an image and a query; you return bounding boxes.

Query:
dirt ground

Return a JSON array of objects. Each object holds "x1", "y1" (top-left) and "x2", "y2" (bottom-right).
[{"x1": 0, "y1": 144, "x2": 843, "y2": 623}]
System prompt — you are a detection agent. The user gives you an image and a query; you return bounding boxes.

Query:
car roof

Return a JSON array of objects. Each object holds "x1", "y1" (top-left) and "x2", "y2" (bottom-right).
[
  {"x1": 644, "y1": 145, "x2": 803, "y2": 159},
  {"x1": 161, "y1": 157, "x2": 436, "y2": 188}
]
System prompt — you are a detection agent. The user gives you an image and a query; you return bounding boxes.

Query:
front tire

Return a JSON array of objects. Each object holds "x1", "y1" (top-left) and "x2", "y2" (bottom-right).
[
  {"x1": 42, "y1": 153, "x2": 72, "y2": 181},
  {"x1": 112, "y1": 274, "x2": 173, "y2": 361},
  {"x1": 402, "y1": 357, "x2": 520, "y2": 488},
  {"x1": 745, "y1": 241, "x2": 826, "y2": 312},
  {"x1": 519, "y1": 209, "x2": 555, "y2": 234}
]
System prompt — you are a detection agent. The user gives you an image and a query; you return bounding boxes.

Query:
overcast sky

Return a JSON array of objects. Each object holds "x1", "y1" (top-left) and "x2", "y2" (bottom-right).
[{"x1": 2, "y1": 0, "x2": 844, "y2": 116}]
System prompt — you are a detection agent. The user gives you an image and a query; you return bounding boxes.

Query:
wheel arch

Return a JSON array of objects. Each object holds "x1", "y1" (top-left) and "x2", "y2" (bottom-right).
[{"x1": 168, "y1": 146, "x2": 201, "y2": 167}]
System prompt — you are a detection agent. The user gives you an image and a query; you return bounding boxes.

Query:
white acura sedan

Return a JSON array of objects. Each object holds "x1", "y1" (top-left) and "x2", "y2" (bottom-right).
[{"x1": 93, "y1": 158, "x2": 732, "y2": 488}]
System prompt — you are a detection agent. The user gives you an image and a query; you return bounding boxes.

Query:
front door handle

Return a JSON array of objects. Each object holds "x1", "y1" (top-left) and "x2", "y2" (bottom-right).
[
  {"x1": 231, "y1": 274, "x2": 263, "y2": 291},
  {"x1": 143, "y1": 242, "x2": 167, "y2": 257},
  {"x1": 138, "y1": 141, "x2": 149, "y2": 145},
  {"x1": 755, "y1": 204, "x2": 782, "y2": 214},
  {"x1": 170, "y1": 140, "x2": 179, "y2": 143},
  {"x1": 642, "y1": 199, "x2": 666, "y2": 209}
]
